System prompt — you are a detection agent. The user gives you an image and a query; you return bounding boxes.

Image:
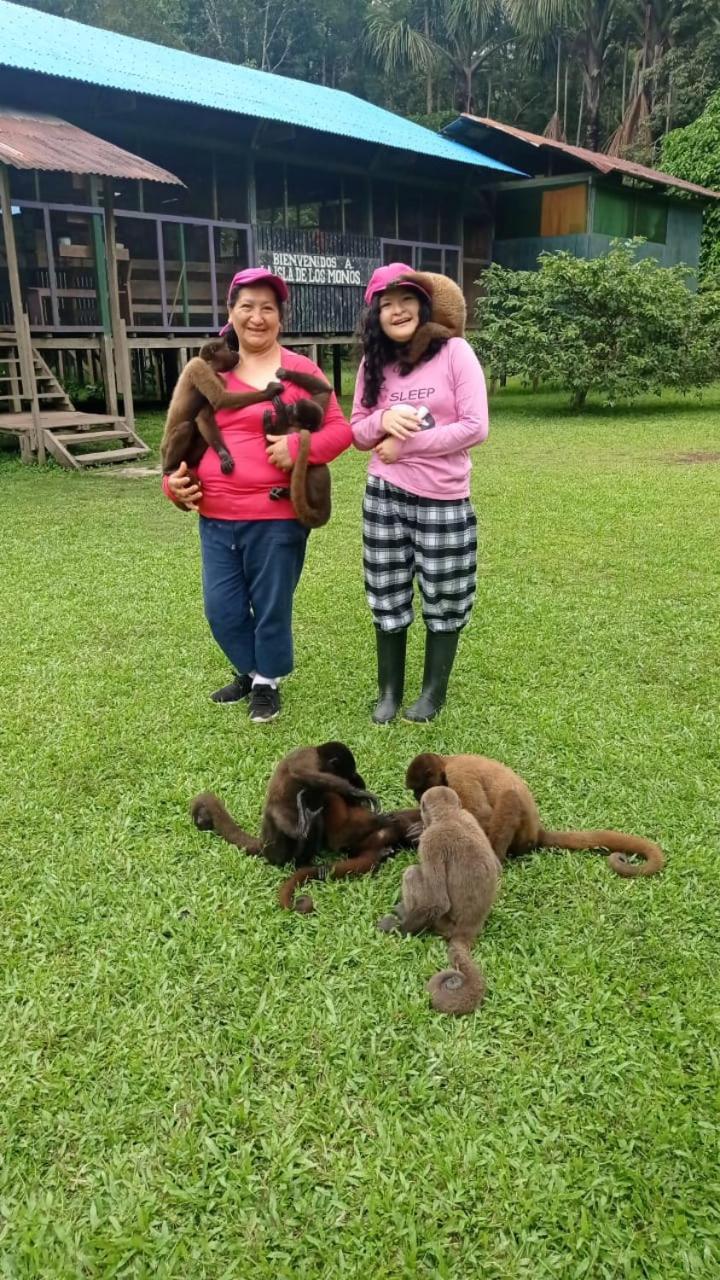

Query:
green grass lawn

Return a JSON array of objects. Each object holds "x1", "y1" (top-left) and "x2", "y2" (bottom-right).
[{"x1": 2, "y1": 387, "x2": 719, "y2": 1278}]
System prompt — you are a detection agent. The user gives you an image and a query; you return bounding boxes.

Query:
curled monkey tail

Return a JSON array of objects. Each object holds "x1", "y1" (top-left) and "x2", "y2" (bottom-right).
[
  {"x1": 426, "y1": 937, "x2": 486, "y2": 1016},
  {"x1": 278, "y1": 849, "x2": 383, "y2": 914},
  {"x1": 191, "y1": 792, "x2": 263, "y2": 855},
  {"x1": 538, "y1": 829, "x2": 665, "y2": 878}
]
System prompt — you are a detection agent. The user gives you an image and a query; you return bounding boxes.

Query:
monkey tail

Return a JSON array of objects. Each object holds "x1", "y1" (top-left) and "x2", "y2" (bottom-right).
[
  {"x1": 278, "y1": 850, "x2": 384, "y2": 914},
  {"x1": 289, "y1": 431, "x2": 329, "y2": 529},
  {"x1": 537, "y1": 829, "x2": 665, "y2": 877},
  {"x1": 426, "y1": 937, "x2": 486, "y2": 1016},
  {"x1": 190, "y1": 792, "x2": 263, "y2": 855}
]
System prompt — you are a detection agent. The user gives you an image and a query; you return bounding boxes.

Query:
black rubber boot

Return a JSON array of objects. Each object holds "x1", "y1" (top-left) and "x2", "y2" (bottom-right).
[
  {"x1": 403, "y1": 630, "x2": 460, "y2": 722},
  {"x1": 372, "y1": 628, "x2": 407, "y2": 724}
]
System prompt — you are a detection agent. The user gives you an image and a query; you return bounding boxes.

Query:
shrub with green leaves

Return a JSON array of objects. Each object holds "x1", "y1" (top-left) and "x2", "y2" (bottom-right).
[
  {"x1": 471, "y1": 240, "x2": 715, "y2": 409},
  {"x1": 662, "y1": 90, "x2": 720, "y2": 280}
]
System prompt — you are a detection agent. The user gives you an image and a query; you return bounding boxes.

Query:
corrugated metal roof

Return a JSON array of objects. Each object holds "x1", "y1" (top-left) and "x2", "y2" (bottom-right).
[
  {"x1": 0, "y1": 107, "x2": 182, "y2": 182},
  {"x1": 445, "y1": 115, "x2": 720, "y2": 200},
  {"x1": 0, "y1": 0, "x2": 522, "y2": 178}
]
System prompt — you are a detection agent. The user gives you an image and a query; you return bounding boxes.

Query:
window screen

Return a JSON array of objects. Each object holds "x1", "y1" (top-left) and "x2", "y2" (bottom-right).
[
  {"x1": 540, "y1": 184, "x2": 588, "y2": 236},
  {"x1": 593, "y1": 188, "x2": 634, "y2": 237},
  {"x1": 593, "y1": 187, "x2": 667, "y2": 244},
  {"x1": 634, "y1": 198, "x2": 667, "y2": 244},
  {"x1": 494, "y1": 189, "x2": 542, "y2": 239}
]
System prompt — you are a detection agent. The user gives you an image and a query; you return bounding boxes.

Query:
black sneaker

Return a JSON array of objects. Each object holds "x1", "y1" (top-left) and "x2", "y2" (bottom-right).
[
  {"x1": 249, "y1": 683, "x2": 280, "y2": 723},
  {"x1": 210, "y1": 673, "x2": 252, "y2": 704}
]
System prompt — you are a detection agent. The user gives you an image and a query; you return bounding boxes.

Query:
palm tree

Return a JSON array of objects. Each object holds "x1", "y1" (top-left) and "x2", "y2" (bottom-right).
[
  {"x1": 365, "y1": 0, "x2": 507, "y2": 114},
  {"x1": 505, "y1": 0, "x2": 621, "y2": 151}
]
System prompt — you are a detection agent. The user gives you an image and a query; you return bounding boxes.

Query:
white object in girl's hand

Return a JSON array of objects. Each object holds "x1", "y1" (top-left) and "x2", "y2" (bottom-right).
[{"x1": 416, "y1": 405, "x2": 436, "y2": 430}]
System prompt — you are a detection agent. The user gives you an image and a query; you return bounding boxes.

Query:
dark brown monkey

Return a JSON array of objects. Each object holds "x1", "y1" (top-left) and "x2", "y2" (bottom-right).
[
  {"x1": 161, "y1": 338, "x2": 283, "y2": 474},
  {"x1": 264, "y1": 367, "x2": 333, "y2": 529},
  {"x1": 397, "y1": 270, "x2": 467, "y2": 364},
  {"x1": 191, "y1": 742, "x2": 379, "y2": 870},
  {"x1": 277, "y1": 793, "x2": 421, "y2": 913},
  {"x1": 406, "y1": 753, "x2": 665, "y2": 877},
  {"x1": 378, "y1": 786, "x2": 501, "y2": 1016}
]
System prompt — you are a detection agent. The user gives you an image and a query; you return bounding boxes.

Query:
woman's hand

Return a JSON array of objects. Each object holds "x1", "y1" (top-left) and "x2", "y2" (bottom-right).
[
  {"x1": 374, "y1": 436, "x2": 403, "y2": 464},
  {"x1": 266, "y1": 434, "x2": 294, "y2": 471},
  {"x1": 167, "y1": 460, "x2": 202, "y2": 511},
  {"x1": 380, "y1": 407, "x2": 421, "y2": 440}
]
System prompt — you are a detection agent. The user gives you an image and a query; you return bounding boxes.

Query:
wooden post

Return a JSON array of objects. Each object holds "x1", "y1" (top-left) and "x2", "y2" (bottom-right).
[
  {"x1": 103, "y1": 178, "x2": 134, "y2": 426},
  {"x1": 0, "y1": 163, "x2": 35, "y2": 402},
  {"x1": 89, "y1": 176, "x2": 111, "y2": 334},
  {"x1": 100, "y1": 334, "x2": 119, "y2": 415},
  {"x1": 21, "y1": 312, "x2": 43, "y2": 462},
  {"x1": 118, "y1": 319, "x2": 135, "y2": 429},
  {"x1": 332, "y1": 345, "x2": 342, "y2": 397}
]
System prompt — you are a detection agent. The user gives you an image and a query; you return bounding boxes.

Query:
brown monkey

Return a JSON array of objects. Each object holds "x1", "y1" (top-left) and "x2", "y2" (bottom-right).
[
  {"x1": 264, "y1": 367, "x2": 333, "y2": 528},
  {"x1": 378, "y1": 786, "x2": 501, "y2": 1016},
  {"x1": 160, "y1": 338, "x2": 283, "y2": 475},
  {"x1": 191, "y1": 742, "x2": 378, "y2": 870},
  {"x1": 406, "y1": 753, "x2": 665, "y2": 877},
  {"x1": 397, "y1": 270, "x2": 467, "y2": 365},
  {"x1": 277, "y1": 793, "x2": 421, "y2": 913}
]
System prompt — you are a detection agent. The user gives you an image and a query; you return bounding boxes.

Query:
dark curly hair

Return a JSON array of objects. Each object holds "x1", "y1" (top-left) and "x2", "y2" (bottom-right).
[{"x1": 359, "y1": 295, "x2": 449, "y2": 409}]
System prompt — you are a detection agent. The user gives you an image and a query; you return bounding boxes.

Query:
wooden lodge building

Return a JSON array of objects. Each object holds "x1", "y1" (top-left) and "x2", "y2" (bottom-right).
[{"x1": 0, "y1": 0, "x2": 717, "y2": 468}]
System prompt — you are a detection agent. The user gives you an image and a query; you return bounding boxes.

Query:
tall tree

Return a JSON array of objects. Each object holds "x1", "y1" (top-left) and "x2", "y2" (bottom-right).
[
  {"x1": 505, "y1": 0, "x2": 622, "y2": 150},
  {"x1": 365, "y1": 0, "x2": 507, "y2": 114}
]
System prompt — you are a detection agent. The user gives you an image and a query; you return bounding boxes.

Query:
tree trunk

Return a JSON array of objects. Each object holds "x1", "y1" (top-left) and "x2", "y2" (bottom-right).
[
  {"x1": 464, "y1": 65, "x2": 473, "y2": 113},
  {"x1": 424, "y1": 3, "x2": 433, "y2": 113},
  {"x1": 571, "y1": 387, "x2": 588, "y2": 409}
]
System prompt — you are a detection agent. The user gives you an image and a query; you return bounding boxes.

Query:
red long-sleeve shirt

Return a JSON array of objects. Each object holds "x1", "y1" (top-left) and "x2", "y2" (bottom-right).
[{"x1": 162, "y1": 347, "x2": 352, "y2": 520}]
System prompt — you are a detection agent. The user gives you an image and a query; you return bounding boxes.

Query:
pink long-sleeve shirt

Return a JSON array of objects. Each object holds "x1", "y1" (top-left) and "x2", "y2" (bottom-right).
[
  {"x1": 162, "y1": 347, "x2": 352, "y2": 520},
  {"x1": 351, "y1": 337, "x2": 489, "y2": 500}
]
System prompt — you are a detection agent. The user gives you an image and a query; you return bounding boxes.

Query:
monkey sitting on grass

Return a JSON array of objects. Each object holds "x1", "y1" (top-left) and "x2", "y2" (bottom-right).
[{"x1": 378, "y1": 786, "x2": 501, "y2": 1016}]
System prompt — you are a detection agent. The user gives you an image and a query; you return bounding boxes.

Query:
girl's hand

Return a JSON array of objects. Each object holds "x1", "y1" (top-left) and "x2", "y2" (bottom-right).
[
  {"x1": 380, "y1": 407, "x2": 421, "y2": 440},
  {"x1": 374, "y1": 436, "x2": 403, "y2": 464},
  {"x1": 167, "y1": 460, "x2": 202, "y2": 511},
  {"x1": 266, "y1": 434, "x2": 294, "y2": 471}
]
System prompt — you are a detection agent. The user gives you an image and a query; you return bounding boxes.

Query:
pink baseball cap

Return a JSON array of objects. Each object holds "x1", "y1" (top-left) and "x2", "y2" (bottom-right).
[
  {"x1": 364, "y1": 262, "x2": 431, "y2": 305},
  {"x1": 220, "y1": 267, "x2": 289, "y2": 335},
  {"x1": 227, "y1": 267, "x2": 289, "y2": 304}
]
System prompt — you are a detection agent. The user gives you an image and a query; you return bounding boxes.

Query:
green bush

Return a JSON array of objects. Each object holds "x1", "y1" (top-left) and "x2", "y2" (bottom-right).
[
  {"x1": 471, "y1": 240, "x2": 716, "y2": 409},
  {"x1": 662, "y1": 91, "x2": 720, "y2": 280}
]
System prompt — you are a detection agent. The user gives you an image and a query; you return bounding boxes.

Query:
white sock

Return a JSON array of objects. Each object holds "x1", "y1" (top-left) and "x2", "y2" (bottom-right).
[{"x1": 253, "y1": 674, "x2": 278, "y2": 689}]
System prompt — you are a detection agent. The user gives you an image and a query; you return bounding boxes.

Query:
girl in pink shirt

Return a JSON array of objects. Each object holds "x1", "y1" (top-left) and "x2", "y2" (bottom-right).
[{"x1": 351, "y1": 263, "x2": 489, "y2": 723}]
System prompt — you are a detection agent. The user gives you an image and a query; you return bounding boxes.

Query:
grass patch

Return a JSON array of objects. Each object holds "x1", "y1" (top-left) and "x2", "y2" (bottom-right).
[{"x1": 1, "y1": 386, "x2": 719, "y2": 1277}]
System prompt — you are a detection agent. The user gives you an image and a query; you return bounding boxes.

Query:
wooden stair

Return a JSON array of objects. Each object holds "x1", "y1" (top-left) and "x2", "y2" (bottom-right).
[
  {"x1": 41, "y1": 413, "x2": 150, "y2": 470},
  {"x1": 0, "y1": 339, "x2": 150, "y2": 469}
]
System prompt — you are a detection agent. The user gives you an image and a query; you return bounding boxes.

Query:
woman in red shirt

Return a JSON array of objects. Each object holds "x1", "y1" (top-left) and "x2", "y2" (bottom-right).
[{"x1": 164, "y1": 268, "x2": 352, "y2": 722}]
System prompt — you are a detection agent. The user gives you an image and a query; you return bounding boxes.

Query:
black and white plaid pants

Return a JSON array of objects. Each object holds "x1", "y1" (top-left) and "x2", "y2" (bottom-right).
[{"x1": 362, "y1": 476, "x2": 477, "y2": 633}]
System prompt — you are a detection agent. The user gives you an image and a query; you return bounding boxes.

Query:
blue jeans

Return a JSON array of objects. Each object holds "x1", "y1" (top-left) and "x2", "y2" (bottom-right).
[{"x1": 199, "y1": 517, "x2": 309, "y2": 679}]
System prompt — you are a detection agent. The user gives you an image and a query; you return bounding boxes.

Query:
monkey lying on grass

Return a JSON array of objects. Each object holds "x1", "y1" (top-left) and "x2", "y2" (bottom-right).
[
  {"x1": 378, "y1": 786, "x2": 501, "y2": 1016},
  {"x1": 160, "y1": 338, "x2": 283, "y2": 475},
  {"x1": 406, "y1": 753, "x2": 665, "y2": 877},
  {"x1": 191, "y1": 742, "x2": 420, "y2": 912}
]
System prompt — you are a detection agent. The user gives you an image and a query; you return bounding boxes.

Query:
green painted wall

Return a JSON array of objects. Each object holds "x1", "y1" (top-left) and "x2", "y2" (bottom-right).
[{"x1": 492, "y1": 187, "x2": 704, "y2": 279}]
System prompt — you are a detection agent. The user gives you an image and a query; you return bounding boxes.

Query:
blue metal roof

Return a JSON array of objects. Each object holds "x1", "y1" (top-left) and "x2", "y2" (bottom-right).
[{"x1": 0, "y1": 0, "x2": 522, "y2": 177}]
